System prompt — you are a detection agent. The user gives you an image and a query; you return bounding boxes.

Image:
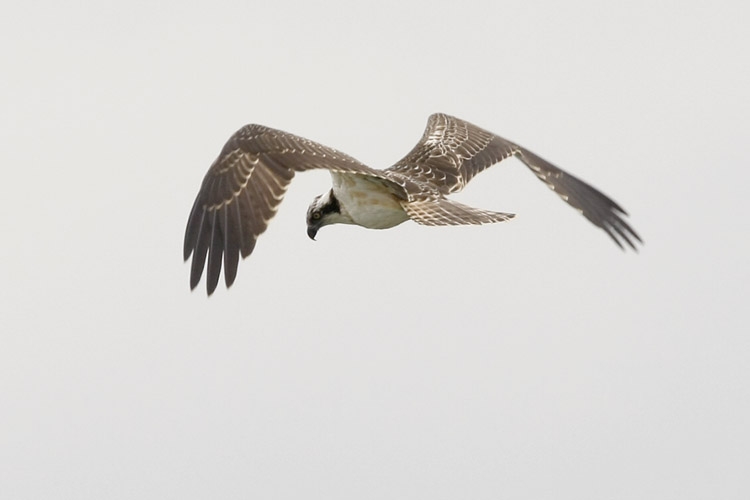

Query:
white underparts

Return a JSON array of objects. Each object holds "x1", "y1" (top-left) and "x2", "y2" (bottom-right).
[{"x1": 330, "y1": 173, "x2": 410, "y2": 229}]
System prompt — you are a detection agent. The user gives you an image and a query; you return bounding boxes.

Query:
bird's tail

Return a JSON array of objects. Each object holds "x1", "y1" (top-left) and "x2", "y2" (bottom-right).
[{"x1": 403, "y1": 198, "x2": 515, "y2": 226}]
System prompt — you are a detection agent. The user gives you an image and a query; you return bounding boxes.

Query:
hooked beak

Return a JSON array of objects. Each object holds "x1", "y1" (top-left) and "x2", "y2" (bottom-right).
[{"x1": 307, "y1": 225, "x2": 318, "y2": 240}]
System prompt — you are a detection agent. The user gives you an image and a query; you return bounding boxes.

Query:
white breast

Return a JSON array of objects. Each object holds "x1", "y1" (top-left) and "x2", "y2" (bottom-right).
[{"x1": 331, "y1": 173, "x2": 410, "y2": 229}]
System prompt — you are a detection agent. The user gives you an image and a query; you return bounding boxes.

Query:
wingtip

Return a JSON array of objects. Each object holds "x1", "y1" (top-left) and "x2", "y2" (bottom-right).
[
  {"x1": 224, "y1": 267, "x2": 238, "y2": 290},
  {"x1": 189, "y1": 270, "x2": 201, "y2": 292},
  {"x1": 625, "y1": 234, "x2": 642, "y2": 252},
  {"x1": 604, "y1": 221, "x2": 643, "y2": 253}
]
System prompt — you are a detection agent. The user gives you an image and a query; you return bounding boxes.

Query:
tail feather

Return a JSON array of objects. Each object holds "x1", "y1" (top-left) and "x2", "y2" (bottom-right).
[{"x1": 404, "y1": 198, "x2": 515, "y2": 226}]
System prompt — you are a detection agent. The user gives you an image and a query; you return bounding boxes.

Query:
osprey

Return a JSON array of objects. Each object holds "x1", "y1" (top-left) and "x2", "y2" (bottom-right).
[{"x1": 184, "y1": 113, "x2": 641, "y2": 294}]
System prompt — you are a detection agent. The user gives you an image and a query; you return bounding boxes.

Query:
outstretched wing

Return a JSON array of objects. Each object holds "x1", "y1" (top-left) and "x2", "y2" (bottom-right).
[
  {"x1": 386, "y1": 113, "x2": 517, "y2": 194},
  {"x1": 387, "y1": 113, "x2": 641, "y2": 249},
  {"x1": 184, "y1": 124, "x2": 381, "y2": 295}
]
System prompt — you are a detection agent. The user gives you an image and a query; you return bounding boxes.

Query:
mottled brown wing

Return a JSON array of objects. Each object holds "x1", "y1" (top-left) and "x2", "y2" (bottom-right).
[
  {"x1": 386, "y1": 113, "x2": 518, "y2": 195},
  {"x1": 183, "y1": 124, "x2": 381, "y2": 295},
  {"x1": 388, "y1": 113, "x2": 641, "y2": 249}
]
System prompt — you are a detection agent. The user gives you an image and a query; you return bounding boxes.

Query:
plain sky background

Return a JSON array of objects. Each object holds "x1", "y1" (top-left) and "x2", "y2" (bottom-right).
[{"x1": 2, "y1": 0, "x2": 748, "y2": 498}]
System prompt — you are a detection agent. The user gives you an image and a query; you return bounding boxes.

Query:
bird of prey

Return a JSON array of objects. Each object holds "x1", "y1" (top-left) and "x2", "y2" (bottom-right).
[{"x1": 184, "y1": 113, "x2": 641, "y2": 294}]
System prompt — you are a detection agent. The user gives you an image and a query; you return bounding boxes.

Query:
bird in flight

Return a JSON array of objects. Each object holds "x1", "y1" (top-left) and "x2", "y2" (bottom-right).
[{"x1": 184, "y1": 113, "x2": 641, "y2": 294}]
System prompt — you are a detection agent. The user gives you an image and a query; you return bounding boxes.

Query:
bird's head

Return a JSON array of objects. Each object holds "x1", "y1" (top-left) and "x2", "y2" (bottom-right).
[{"x1": 306, "y1": 189, "x2": 346, "y2": 240}]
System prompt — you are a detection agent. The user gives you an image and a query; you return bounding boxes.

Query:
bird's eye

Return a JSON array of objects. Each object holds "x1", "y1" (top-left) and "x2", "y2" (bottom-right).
[{"x1": 312, "y1": 211, "x2": 321, "y2": 220}]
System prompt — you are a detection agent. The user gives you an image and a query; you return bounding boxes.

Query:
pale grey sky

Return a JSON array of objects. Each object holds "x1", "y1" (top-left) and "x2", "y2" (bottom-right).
[{"x1": 2, "y1": 0, "x2": 748, "y2": 498}]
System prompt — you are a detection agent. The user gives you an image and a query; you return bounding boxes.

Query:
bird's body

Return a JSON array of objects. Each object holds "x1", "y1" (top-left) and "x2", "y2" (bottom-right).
[
  {"x1": 184, "y1": 113, "x2": 641, "y2": 294},
  {"x1": 329, "y1": 173, "x2": 409, "y2": 229}
]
